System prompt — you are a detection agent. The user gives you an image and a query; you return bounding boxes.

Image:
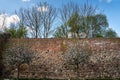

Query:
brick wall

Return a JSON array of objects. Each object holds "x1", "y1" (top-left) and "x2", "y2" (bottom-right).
[{"x1": 4, "y1": 38, "x2": 120, "y2": 78}]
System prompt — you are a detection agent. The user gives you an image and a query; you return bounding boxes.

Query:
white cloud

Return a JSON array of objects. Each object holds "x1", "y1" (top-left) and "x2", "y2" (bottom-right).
[
  {"x1": 38, "y1": 6, "x2": 48, "y2": 12},
  {"x1": 0, "y1": 14, "x2": 7, "y2": 30},
  {"x1": 7, "y1": 15, "x2": 20, "y2": 24},
  {"x1": 0, "y1": 14, "x2": 20, "y2": 31},
  {"x1": 22, "y1": 0, "x2": 30, "y2": 2},
  {"x1": 99, "y1": 0, "x2": 112, "y2": 3}
]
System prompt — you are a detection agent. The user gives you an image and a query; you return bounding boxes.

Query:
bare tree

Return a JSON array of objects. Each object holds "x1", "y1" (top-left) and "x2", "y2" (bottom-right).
[
  {"x1": 19, "y1": 6, "x2": 43, "y2": 38},
  {"x1": 64, "y1": 40, "x2": 91, "y2": 78},
  {"x1": 18, "y1": 2, "x2": 56, "y2": 38},
  {"x1": 15, "y1": 9, "x2": 26, "y2": 27},
  {"x1": 57, "y1": 1, "x2": 79, "y2": 38},
  {"x1": 38, "y1": 2, "x2": 57, "y2": 38},
  {"x1": 3, "y1": 45, "x2": 37, "y2": 79}
]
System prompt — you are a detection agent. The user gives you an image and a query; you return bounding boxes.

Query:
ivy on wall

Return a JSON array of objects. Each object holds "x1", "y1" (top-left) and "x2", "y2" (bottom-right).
[{"x1": 0, "y1": 33, "x2": 11, "y2": 77}]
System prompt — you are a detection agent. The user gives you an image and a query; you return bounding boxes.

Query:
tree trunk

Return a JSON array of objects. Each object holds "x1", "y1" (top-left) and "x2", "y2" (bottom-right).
[
  {"x1": 17, "y1": 64, "x2": 20, "y2": 80},
  {"x1": 76, "y1": 63, "x2": 79, "y2": 79},
  {"x1": 27, "y1": 63, "x2": 30, "y2": 78}
]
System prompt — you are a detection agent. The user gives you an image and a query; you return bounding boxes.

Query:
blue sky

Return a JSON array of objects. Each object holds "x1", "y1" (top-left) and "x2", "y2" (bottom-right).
[{"x1": 0, "y1": 0, "x2": 120, "y2": 37}]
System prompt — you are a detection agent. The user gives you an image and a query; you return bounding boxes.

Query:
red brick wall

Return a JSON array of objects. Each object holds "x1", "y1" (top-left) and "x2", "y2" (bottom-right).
[{"x1": 5, "y1": 38, "x2": 120, "y2": 78}]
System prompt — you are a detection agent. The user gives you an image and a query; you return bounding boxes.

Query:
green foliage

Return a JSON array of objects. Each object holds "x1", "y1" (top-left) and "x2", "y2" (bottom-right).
[
  {"x1": 67, "y1": 12, "x2": 81, "y2": 35},
  {"x1": 104, "y1": 28, "x2": 118, "y2": 38},
  {"x1": 5, "y1": 25, "x2": 27, "y2": 38},
  {"x1": 95, "y1": 34, "x2": 104, "y2": 38},
  {"x1": 91, "y1": 14, "x2": 109, "y2": 38},
  {"x1": 53, "y1": 0, "x2": 110, "y2": 38},
  {"x1": 16, "y1": 25, "x2": 27, "y2": 38},
  {"x1": 54, "y1": 25, "x2": 67, "y2": 38},
  {"x1": 55, "y1": 13, "x2": 109, "y2": 38}
]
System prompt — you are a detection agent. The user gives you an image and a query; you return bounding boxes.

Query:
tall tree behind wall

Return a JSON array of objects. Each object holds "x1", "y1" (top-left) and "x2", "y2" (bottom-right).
[
  {"x1": 54, "y1": 0, "x2": 109, "y2": 38},
  {"x1": 54, "y1": 1, "x2": 79, "y2": 38},
  {"x1": 18, "y1": 2, "x2": 56, "y2": 38},
  {"x1": 20, "y1": 6, "x2": 42, "y2": 38},
  {"x1": 104, "y1": 28, "x2": 118, "y2": 38},
  {"x1": 38, "y1": 2, "x2": 57, "y2": 38}
]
